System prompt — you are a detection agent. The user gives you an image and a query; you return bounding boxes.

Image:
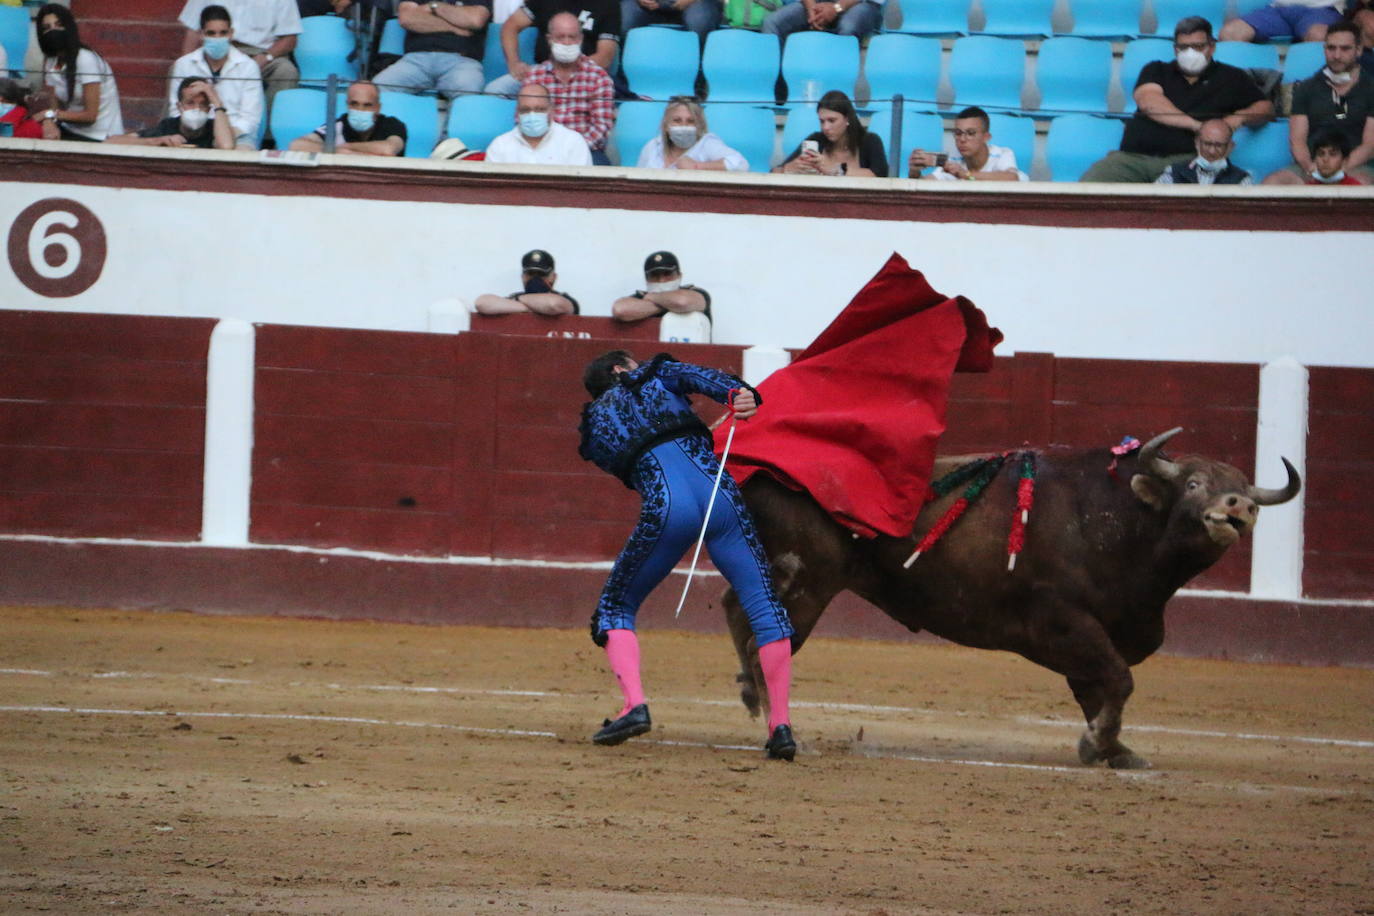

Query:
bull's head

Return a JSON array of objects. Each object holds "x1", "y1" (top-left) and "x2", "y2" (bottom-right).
[{"x1": 1131, "y1": 427, "x2": 1302, "y2": 548}]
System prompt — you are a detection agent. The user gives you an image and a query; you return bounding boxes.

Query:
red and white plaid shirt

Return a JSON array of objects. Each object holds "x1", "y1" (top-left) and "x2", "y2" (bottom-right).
[{"x1": 522, "y1": 58, "x2": 615, "y2": 151}]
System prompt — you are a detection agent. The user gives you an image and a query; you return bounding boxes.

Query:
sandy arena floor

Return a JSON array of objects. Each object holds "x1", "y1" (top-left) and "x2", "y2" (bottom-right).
[{"x1": 1, "y1": 605, "x2": 1372, "y2": 914}]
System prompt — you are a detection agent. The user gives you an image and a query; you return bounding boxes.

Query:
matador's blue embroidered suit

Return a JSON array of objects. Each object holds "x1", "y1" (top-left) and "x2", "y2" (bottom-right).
[{"x1": 578, "y1": 355, "x2": 795, "y2": 649}]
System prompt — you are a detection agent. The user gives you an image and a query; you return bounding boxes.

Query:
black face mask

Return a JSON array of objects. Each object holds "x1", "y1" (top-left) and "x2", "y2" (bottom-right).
[
  {"x1": 523, "y1": 274, "x2": 552, "y2": 294},
  {"x1": 38, "y1": 29, "x2": 67, "y2": 57}
]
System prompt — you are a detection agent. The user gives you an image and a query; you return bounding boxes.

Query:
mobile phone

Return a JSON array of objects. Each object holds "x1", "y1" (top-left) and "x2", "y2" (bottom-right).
[
  {"x1": 934, "y1": 152, "x2": 948, "y2": 166},
  {"x1": 802, "y1": 139, "x2": 819, "y2": 155}
]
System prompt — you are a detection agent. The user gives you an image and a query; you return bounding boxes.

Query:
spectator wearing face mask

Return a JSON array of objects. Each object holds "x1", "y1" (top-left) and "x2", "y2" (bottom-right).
[
  {"x1": 1154, "y1": 118, "x2": 1253, "y2": 185},
  {"x1": 519, "y1": 11, "x2": 615, "y2": 164},
  {"x1": 484, "y1": 0, "x2": 620, "y2": 97},
  {"x1": 473, "y1": 249, "x2": 581, "y2": 315},
  {"x1": 485, "y1": 81, "x2": 593, "y2": 164},
  {"x1": 1303, "y1": 127, "x2": 1366, "y2": 183},
  {"x1": 168, "y1": 4, "x2": 264, "y2": 148},
  {"x1": 108, "y1": 78, "x2": 236, "y2": 149},
  {"x1": 611, "y1": 251, "x2": 711, "y2": 325},
  {"x1": 1081, "y1": 16, "x2": 1272, "y2": 183},
  {"x1": 636, "y1": 96, "x2": 748, "y2": 171},
  {"x1": 34, "y1": 3, "x2": 124, "y2": 142},
  {"x1": 0, "y1": 79, "x2": 46, "y2": 139},
  {"x1": 287, "y1": 80, "x2": 409, "y2": 156}
]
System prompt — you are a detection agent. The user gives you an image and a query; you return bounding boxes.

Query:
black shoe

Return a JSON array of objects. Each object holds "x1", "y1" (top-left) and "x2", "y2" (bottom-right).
[
  {"x1": 592, "y1": 703, "x2": 651, "y2": 746},
  {"x1": 765, "y1": 724, "x2": 796, "y2": 761}
]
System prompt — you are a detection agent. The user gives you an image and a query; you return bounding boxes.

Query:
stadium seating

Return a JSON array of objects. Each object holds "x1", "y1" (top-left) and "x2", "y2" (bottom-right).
[
  {"x1": 1035, "y1": 36, "x2": 1113, "y2": 114},
  {"x1": 378, "y1": 18, "x2": 405, "y2": 57},
  {"x1": 296, "y1": 15, "x2": 358, "y2": 84},
  {"x1": 1231, "y1": 118, "x2": 1291, "y2": 180},
  {"x1": 482, "y1": 25, "x2": 537, "y2": 86},
  {"x1": 1045, "y1": 114, "x2": 1123, "y2": 180},
  {"x1": 0, "y1": 5, "x2": 27, "y2": 79},
  {"x1": 780, "y1": 105, "x2": 817, "y2": 160},
  {"x1": 862, "y1": 34, "x2": 942, "y2": 112},
  {"x1": 269, "y1": 88, "x2": 330, "y2": 146},
  {"x1": 379, "y1": 91, "x2": 439, "y2": 156},
  {"x1": 891, "y1": 0, "x2": 968, "y2": 36},
  {"x1": 948, "y1": 36, "x2": 1026, "y2": 112},
  {"x1": 1282, "y1": 40, "x2": 1325, "y2": 82},
  {"x1": 1149, "y1": 0, "x2": 1227, "y2": 38},
  {"x1": 987, "y1": 113, "x2": 1035, "y2": 175},
  {"x1": 611, "y1": 99, "x2": 665, "y2": 166},
  {"x1": 703, "y1": 103, "x2": 777, "y2": 172},
  {"x1": 865, "y1": 107, "x2": 944, "y2": 178},
  {"x1": 447, "y1": 93, "x2": 516, "y2": 151},
  {"x1": 1214, "y1": 40, "x2": 1281, "y2": 72},
  {"x1": 622, "y1": 27, "x2": 699, "y2": 99},
  {"x1": 701, "y1": 29, "x2": 780, "y2": 104},
  {"x1": 976, "y1": 0, "x2": 1053, "y2": 38},
  {"x1": 780, "y1": 31, "x2": 860, "y2": 105},
  {"x1": 1062, "y1": 0, "x2": 1142, "y2": 39},
  {"x1": 1118, "y1": 38, "x2": 1173, "y2": 113}
]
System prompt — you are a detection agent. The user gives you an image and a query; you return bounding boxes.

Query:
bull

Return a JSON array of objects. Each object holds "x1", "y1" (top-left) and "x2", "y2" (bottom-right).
[{"x1": 722, "y1": 428, "x2": 1302, "y2": 769}]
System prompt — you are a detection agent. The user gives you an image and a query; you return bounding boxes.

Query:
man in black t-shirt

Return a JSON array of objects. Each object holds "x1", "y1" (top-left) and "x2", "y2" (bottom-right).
[
  {"x1": 288, "y1": 80, "x2": 410, "y2": 156},
  {"x1": 1082, "y1": 16, "x2": 1272, "y2": 183},
  {"x1": 483, "y1": 0, "x2": 619, "y2": 96},
  {"x1": 373, "y1": 0, "x2": 493, "y2": 99},
  {"x1": 106, "y1": 78, "x2": 235, "y2": 150}
]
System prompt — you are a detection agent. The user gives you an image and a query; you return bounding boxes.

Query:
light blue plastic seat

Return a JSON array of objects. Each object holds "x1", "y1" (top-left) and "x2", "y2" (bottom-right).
[
  {"x1": 0, "y1": 5, "x2": 28, "y2": 78},
  {"x1": 447, "y1": 93, "x2": 516, "y2": 151},
  {"x1": 702, "y1": 29, "x2": 779, "y2": 103},
  {"x1": 1062, "y1": 0, "x2": 1141, "y2": 39},
  {"x1": 1234, "y1": 0, "x2": 1271, "y2": 17},
  {"x1": 865, "y1": 107, "x2": 944, "y2": 178},
  {"x1": 863, "y1": 34, "x2": 942, "y2": 112},
  {"x1": 1214, "y1": 40, "x2": 1281, "y2": 72},
  {"x1": 1119, "y1": 38, "x2": 1172, "y2": 113},
  {"x1": 780, "y1": 31, "x2": 859, "y2": 105},
  {"x1": 1282, "y1": 41, "x2": 1325, "y2": 82},
  {"x1": 948, "y1": 36, "x2": 1026, "y2": 112},
  {"x1": 379, "y1": 18, "x2": 405, "y2": 56},
  {"x1": 622, "y1": 27, "x2": 700, "y2": 99},
  {"x1": 976, "y1": 0, "x2": 1053, "y2": 38},
  {"x1": 269, "y1": 88, "x2": 331, "y2": 146},
  {"x1": 379, "y1": 91, "x2": 439, "y2": 156},
  {"x1": 295, "y1": 15, "x2": 359, "y2": 84},
  {"x1": 1149, "y1": 0, "x2": 1227, "y2": 37},
  {"x1": 779, "y1": 104, "x2": 818, "y2": 160},
  {"x1": 483, "y1": 25, "x2": 536, "y2": 85},
  {"x1": 1231, "y1": 118, "x2": 1291, "y2": 180},
  {"x1": 891, "y1": 0, "x2": 968, "y2": 36},
  {"x1": 1036, "y1": 36, "x2": 1113, "y2": 114},
  {"x1": 612, "y1": 100, "x2": 666, "y2": 165},
  {"x1": 1044, "y1": 113, "x2": 1122, "y2": 180},
  {"x1": 702, "y1": 103, "x2": 776, "y2": 172},
  {"x1": 987, "y1": 112, "x2": 1035, "y2": 174}
]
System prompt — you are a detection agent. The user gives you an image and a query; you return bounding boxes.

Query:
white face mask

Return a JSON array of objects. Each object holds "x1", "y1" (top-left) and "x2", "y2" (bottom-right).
[
  {"x1": 180, "y1": 107, "x2": 210, "y2": 131},
  {"x1": 1194, "y1": 154, "x2": 1228, "y2": 172},
  {"x1": 645, "y1": 278, "x2": 681, "y2": 293},
  {"x1": 1311, "y1": 168, "x2": 1346, "y2": 183},
  {"x1": 667, "y1": 125, "x2": 698, "y2": 149},
  {"x1": 1322, "y1": 66, "x2": 1354, "y2": 85},
  {"x1": 1176, "y1": 47, "x2": 1208, "y2": 76},
  {"x1": 550, "y1": 41, "x2": 581, "y2": 64}
]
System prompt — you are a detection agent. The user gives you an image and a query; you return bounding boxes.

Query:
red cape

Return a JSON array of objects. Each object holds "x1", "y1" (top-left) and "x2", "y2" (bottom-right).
[{"x1": 717, "y1": 253, "x2": 1002, "y2": 538}]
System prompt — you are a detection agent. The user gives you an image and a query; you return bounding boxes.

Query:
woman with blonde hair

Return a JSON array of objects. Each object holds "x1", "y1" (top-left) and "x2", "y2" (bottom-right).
[{"x1": 636, "y1": 96, "x2": 748, "y2": 172}]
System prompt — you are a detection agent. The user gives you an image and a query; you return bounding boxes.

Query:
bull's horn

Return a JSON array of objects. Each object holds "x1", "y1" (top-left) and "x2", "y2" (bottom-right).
[
  {"x1": 1138, "y1": 427, "x2": 1184, "y2": 480},
  {"x1": 1248, "y1": 457, "x2": 1302, "y2": 506}
]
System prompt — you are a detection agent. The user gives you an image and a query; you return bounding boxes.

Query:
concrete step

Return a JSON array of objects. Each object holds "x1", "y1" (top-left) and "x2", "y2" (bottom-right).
[
  {"x1": 73, "y1": 0, "x2": 185, "y2": 22},
  {"x1": 120, "y1": 96, "x2": 167, "y2": 132},
  {"x1": 84, "y1": 18, "x2": 185, "y2": 61},
  {"x1": 107, "y1": 55, "x2": 174, "y2": 105}
]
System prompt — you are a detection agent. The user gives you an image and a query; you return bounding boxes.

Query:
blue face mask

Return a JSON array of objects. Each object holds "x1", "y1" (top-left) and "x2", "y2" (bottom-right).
[
  {"x1": 346, "y1": 108, "x2": 376, "y2": 134},
  {"x1": 203, "y1": 36, "x2": 231, "y2": 59},
  {"x1": 518, "y1": 111, "x2": 549, "y2": 138},
  {"x1": 0, "y1": 103, "x2": 14, "y2": 119}
]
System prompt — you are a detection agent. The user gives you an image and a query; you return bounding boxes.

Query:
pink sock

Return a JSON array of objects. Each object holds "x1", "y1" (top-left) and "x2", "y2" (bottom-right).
[
  {"x1": 758, "y1": 638, "x2": 792, "y2": 732},
  {"x1": 604, "y1": 629, "x2": 645, "y2": 718}
]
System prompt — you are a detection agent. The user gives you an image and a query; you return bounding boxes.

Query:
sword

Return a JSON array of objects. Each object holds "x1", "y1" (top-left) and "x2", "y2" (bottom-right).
[{"x1": 674, "y1": 392, "x2": 740, "y2": 619}]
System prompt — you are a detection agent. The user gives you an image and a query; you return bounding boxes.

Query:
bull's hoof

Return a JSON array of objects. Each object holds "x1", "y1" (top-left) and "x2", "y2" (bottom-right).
[
  {"x1": 1077, "y1": 732, "x2": 1104, "y2": 765},
  {"x1": 1106, "y1": 750, "x2": 1151, "y2": 770},
  {"x1": 735, "y1": 671, "x2": 761, "y2": 718}
]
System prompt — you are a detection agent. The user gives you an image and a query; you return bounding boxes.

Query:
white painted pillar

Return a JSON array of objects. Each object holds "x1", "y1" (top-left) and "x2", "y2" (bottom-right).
[
  {"x1": 428, "y1": 298, "x2": 470, "y2": 334},
  {"x1": 742, "y1": 346, "x2": 792, "y2": 388},
  {"x1": 1250, "y1": 356, "x2": 1308, "y2": 599},
  {"x1": 201, "y1": 319, "x2": 256, "y2": 546}
]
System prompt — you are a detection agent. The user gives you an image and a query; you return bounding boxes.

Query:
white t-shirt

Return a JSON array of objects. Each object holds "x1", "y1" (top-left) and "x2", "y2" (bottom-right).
[
  {"x1": 43, "y1": 48, "x2": 124, "y2": 140},
  {"x1": 485, "y1": 121, "x2": 593, "y2": 166},
  {"x1": 928, "y1": 143, "x2": 1028, "y2": 181},
  {"x1": 168, "y1": 46, "x2": 265, "y2": 140},
  {"x1": 1272, "y1": 1, "x2": 1343, "y2": 9},
  {"x1": 178, "y1": 0, "x2": 303, "y2": 49},
  {"x1": 636, "y1": 132, "x2": 749, "y2": 171}
]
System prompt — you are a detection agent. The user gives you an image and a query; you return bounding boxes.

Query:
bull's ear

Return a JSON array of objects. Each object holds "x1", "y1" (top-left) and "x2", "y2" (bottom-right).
[{"x1": 1130, "y1": 473, "x2": 1169, "y2": 510}]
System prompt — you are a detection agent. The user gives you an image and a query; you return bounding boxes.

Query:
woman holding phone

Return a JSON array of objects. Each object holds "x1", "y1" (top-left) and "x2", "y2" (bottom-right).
[{"x1": 775, "y1": 90, "x2": 887, "y2": 177}]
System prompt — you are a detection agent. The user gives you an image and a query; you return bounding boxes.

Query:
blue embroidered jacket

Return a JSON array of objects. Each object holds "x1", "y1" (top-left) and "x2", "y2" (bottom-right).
[{"x1": 578, "y1": 354, "x2": 759, "y2": 488}]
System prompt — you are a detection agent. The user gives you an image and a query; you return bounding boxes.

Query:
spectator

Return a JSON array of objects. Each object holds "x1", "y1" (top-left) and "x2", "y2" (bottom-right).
[
  {"x1": 178, "y1": 1, "x2": 302, "y2": 120},
  {"x1": 34, "y1": 3, "x2": 123, "y2": 142},
  {"x1": 108, "y1": 77, "x2": 236, "y2": 149},
  {"x1": 1154, "y1": 118, "x2": 1253, "y2": 184},
  {"x1": 621, "y1": 0, "x2": 719, "y2": 44},
  {"x1": 1349, "y1": 0, "x2": 1374, "y2": 68},
  {"x1": 484, "y1": 80, "x2": 593, "y2": 163},
  {"x1": 636, "y1": 96, "x2": 747, "y2": 170},
  {"x1": 372, "y1": 0, "x2": 492, "y2": 99},
  {"x1": 775, "y1": 89, "x2": 887, "y2": 177},
  {"x1": 168, "y1": 5, "x2": 264, "y2": 148},
  {"x1": 287, "y1": 79, "x2": 408, "y2": 154},
  {"x1": 908, "y1": 105, "x2": 1027, "y2": 182},
  {"x1": 1081, "y1": 17, "x2": 1271, "y2": 183},
  {"x1": 1219, "y1": 0, "x2": 1344, "y2": 45},
  {"x1": 473, "y1": 249, "x2": 581, "y2": 315},
  {"x1": 761, "y1": 0, "x2": 883, "y2": 44},
  {"x1": 612, "y1": 250, "x2": 710, "y2": 324},
  {"x1": 1263, "y1": 21, "x2": 1373, "y2": 184},
  {"x1": 520, "y1": 11, "x2": 615, "y2": 164},
  {"x1": 1302, "y1": 127, "x2": 1365, "y2": 182},
  {"x1": 485, "y1": 0, "x2": 619, "y2": 96},
  {"x1": 0, "y1": 78, "x2": 45, "y2": 139}
]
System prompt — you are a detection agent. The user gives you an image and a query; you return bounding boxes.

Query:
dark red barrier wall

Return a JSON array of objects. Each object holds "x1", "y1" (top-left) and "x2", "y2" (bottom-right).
[
  {"x1": 1305, "y1": 367, "x2": 1374, "y2": 599},
  {"x1": 0, "y1": 311, "x2": 212, "y2": 539}
]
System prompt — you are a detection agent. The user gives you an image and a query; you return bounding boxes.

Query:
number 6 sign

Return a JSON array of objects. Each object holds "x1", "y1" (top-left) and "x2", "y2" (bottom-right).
[{"x1": 7, "y1": 198, "x2": 107, "y2": 298}]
